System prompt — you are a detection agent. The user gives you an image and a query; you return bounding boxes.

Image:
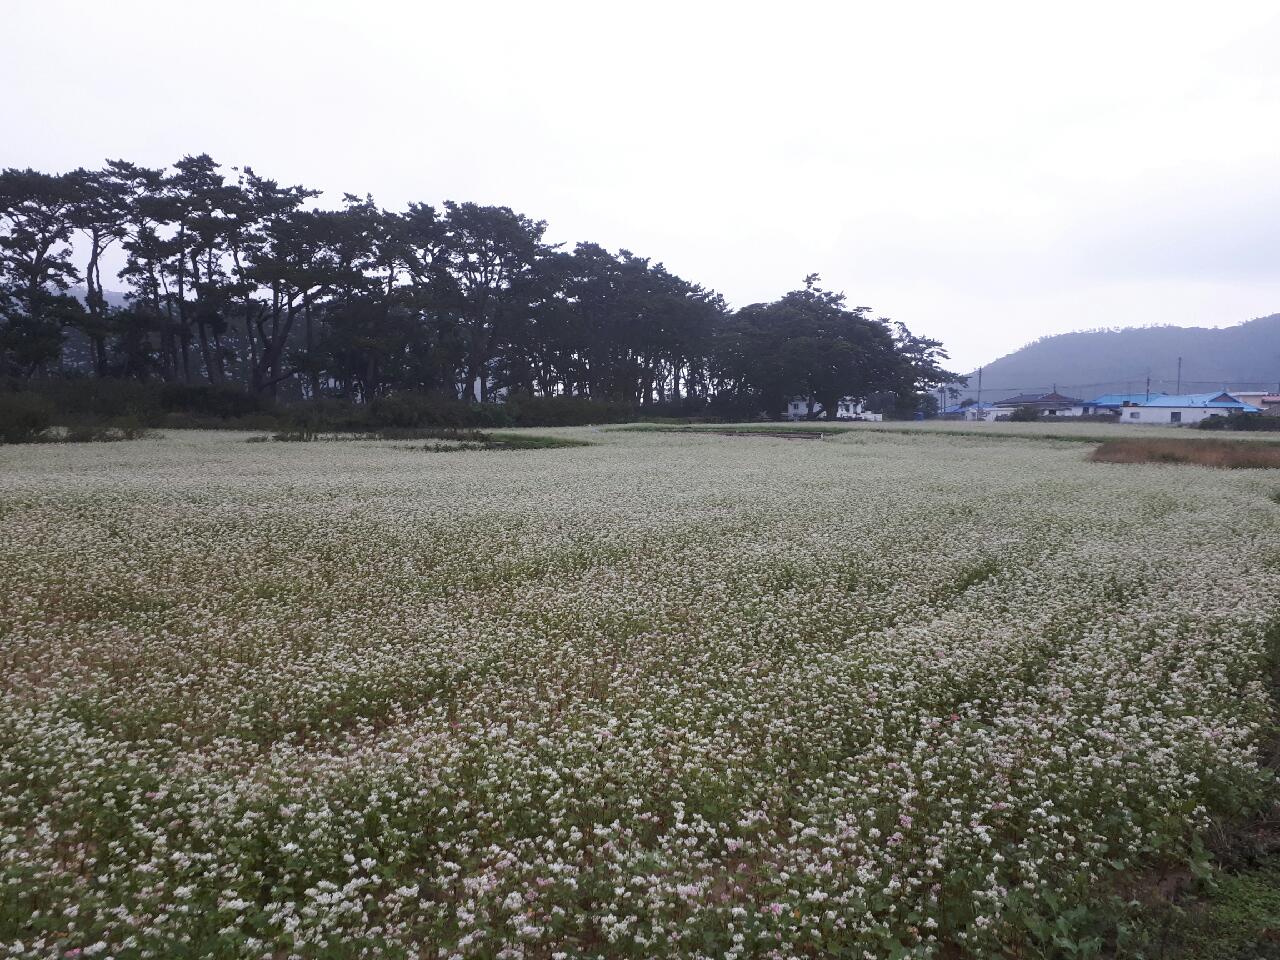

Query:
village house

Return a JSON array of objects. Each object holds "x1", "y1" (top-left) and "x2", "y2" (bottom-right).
[
  {"x1": 942, "y1": 401, "x2": 999, "y2": 421},
  {"x1": 992, "y1": 391, "x2": 1085, "y2": 417},
  {"x1": 1105, "y1": 391, "x2": 1261, "y2": 425},
  {"x1": 784, "y1": 397, "x2": 883, "y2": 421},
  {"x1": 1080, "y1": 393, "x2": 1164, "y2": 416},
  {"x1": 1229, "y1": 391, "x2": 1280, "y2": 413}
]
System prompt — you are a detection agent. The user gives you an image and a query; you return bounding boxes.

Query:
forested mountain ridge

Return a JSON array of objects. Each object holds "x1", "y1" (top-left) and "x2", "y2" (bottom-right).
[{"x1": 966, "y1": 314, "x2": 1280, "y2": 399}]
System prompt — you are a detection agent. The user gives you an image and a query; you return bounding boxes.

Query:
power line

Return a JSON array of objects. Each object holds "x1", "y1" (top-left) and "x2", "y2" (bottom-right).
[{"x1": 955, "y1": 375, "x2": 1276, "y2": 394}]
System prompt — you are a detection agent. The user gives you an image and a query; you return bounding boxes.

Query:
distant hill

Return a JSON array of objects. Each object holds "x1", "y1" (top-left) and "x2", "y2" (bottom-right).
[
  {"x1": 963, "y1": 313, "x2": 1280, "y2": 401},
  {"x1": 57, "y1": 288, "x2": 132, "y2": 370},
  {"x1": 69, "y1": 286, "x2": 130, "y2": 310}
]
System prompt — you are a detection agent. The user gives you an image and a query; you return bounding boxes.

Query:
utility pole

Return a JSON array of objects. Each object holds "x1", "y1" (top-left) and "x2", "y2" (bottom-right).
[
  {"x1": 1176, "y1": 356, "x2": 1182, "y2": 394},
  {"x1": 1145, "y1": 375, "x2": 1150, "y2": 402}
]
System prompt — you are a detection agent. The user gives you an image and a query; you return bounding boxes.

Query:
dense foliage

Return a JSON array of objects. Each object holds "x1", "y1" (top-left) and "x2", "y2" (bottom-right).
[
  {"x1": 1198, "y1": 412, "x2": 1280, "y2": 432},
  {"x1": 0, "y1": 379, "x2": 643, "y2": 440},
  {"x1": 0, "y1": 159, "x2": 955, "y2": 418},
  {"x1": 2, "y1": 428, "x2": 1277, "y2": 957}
]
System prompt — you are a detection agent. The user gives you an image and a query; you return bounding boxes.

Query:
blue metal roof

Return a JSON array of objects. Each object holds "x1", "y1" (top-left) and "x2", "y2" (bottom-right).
[
  {"x1": 1089, "y1": 393, "x2": 1163, "y2": 407},
  {"x1": 1136, "y1": 392, "x2": 1260, "y2": 410},
  {"x1": 1090, "y1": 391, "x2": 1260, "y2": 411}
]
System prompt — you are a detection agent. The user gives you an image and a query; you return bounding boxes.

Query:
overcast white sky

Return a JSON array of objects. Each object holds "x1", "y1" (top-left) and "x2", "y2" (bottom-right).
[{"x1": 4, "y1": 0, "x2": 1280, "y2": 371}]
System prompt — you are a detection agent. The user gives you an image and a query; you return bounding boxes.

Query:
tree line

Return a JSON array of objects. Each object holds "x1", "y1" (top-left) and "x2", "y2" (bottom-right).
[{"x1": 0, "y1": 156, "x2": 958, "y2": 418}]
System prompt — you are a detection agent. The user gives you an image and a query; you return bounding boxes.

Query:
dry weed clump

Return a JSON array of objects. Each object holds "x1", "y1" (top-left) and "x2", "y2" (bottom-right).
[{"x1": 1090, "y1": 437, "x2": 1280, "y2": 469}]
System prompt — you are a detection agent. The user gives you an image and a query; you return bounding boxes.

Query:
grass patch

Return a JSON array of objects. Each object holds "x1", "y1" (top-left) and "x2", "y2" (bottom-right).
[
  {"x1": 612, "y1": 423, "x2": 838, "y2": 434},
  {"x1": 482, "y1": 432, "x2": 589, "y2": 450},
  {"x1": 1134, "y1": 862, "x2": 1280, "y2": 959},
  {"x1": 617, "y1": 425, "x2": 831, "y2": 440},
  {"x1": 1090, "y1": 438, "x2": 1280, "y2": 470},
  {"x1": 614, "y1": 422, "x2": 1142, "y2": 444},
  {"x1": 264, "y1": 427, "x2": 589, "y2": 450}
]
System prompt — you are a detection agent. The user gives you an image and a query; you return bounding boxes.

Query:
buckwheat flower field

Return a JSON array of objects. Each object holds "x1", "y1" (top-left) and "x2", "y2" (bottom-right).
[{"x1": 2, "y1": 428, "x2": 1278, "y2": 959}]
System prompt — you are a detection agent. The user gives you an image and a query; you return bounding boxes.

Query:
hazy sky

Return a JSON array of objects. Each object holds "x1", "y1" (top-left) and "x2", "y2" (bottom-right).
[{"x1": 4, "y1": 0, "x2": 1280, "y2": 371}]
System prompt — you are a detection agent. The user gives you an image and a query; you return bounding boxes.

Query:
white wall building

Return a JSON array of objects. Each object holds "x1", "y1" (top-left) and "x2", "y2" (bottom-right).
[
  {"x1": 942, "y1": 402, "x2": 999, "y2": 421},
  {"x1": 784, "y1": 397, "x2": 882, "y2": 422},
  {"x1": 1114, "y1": 392, "x2": 1260, "y2": 425}
]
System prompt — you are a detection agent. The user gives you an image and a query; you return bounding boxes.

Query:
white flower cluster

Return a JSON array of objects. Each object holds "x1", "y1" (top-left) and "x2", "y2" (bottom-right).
[{"x1": 1, "y1": 428, "x2": 1276, "y2": 958}]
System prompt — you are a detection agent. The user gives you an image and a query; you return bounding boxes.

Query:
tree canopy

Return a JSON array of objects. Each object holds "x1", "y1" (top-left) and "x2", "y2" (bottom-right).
[{"x1": 0, "y1": 156, "x2": 958, "y2": 417}]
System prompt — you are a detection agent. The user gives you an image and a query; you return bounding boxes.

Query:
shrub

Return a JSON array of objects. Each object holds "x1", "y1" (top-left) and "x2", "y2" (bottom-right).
[
  {"x1": 1, "y1": 378, "x2": 275, "y2": 428},
  {"x1": 368, "y1": 393, "x2": 636, "y2": 430},
  {"x1": 370, "y1": 393, "x2": 509, "y2": 430},
  {"x1": 375, "y1": 426, "x2": 491, "y2": 442},
  {"x1": 160, "y1": 411, "x2": 282, "y2": 431},
  {"x1": 63, "y1": 423, "x2": 117, "y2": 443},
  {"x1": 1, "y1": 379, "x2": 652, "y2": 437},
  {"x1": 503, "y1": 395, "x2": 633, "y2": 427},
  {"x1": 158, "y1": 383, "x2": 272, "y2": 419},
  {"x1": 0, "y1": 392, "x2": 54, "y2": 444},
  {"x1": 271, "y1": 429, "x2": 315, "y2": 442},
  {"x1": 61, "y1": 418, "x2": 152, "y2": 443},
  {"x1": 1198, "y1": 412, "x2": 1280, "y2": 432},
  {"x1": 287, "y1": 398, "x2": 373, "y2": 433},
  {"x1": 17, "y1": 377, "x2": 161, "y2": 422},
  {"x1": 110, "y1": 415, "x2": 150, "y2": 440}
]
